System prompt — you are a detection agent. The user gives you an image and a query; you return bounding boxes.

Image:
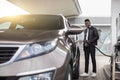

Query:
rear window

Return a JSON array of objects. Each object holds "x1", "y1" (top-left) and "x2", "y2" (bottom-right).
[{"x1": 0, "y1": 15, "x2": 64, "y2": 30}]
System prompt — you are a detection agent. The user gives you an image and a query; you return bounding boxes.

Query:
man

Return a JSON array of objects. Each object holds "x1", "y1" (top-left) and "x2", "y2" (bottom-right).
[{"x1": 81, "y1": 19, "x2": 99, "y2": 77}]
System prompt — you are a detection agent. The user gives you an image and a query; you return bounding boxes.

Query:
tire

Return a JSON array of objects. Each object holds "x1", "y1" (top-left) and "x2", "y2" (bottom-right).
[
  {"x1": 73, "y1": 47, "x2": 80, "y2": 79},
  {"x1": 65, "y1": 65, "x2": 73, "y2": 80},
  {"x1": 73, "y1": 62, "x2": 79, "y2": 79}
]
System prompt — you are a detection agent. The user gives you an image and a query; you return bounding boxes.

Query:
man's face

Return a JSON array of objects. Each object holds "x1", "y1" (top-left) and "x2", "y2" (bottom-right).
[{"x1": 85, "y1": 21, "x2": 90, "y2": 27}]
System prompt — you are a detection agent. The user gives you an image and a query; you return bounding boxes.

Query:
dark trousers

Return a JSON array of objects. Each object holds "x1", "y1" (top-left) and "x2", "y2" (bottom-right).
[{"x1": 83, "y1": 45, "x2": 96, "y2": 73}]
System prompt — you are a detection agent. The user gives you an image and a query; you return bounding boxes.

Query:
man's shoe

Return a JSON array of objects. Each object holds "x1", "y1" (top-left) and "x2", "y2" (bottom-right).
[
  {"x1": 91, "y1": 73, "x2": 97, "y2": 77},
  {"x1": 80, "y1": 73, "x2": 89, "y2": 77}
]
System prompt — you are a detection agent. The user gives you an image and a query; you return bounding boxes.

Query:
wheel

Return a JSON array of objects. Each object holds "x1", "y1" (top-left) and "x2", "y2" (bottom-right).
[
  {"x1": 73, "y1": 47, "x2": 80, "y2": 79},
  {"x1": 65, "y1": 65, "x2": 73, "y2": 80}
]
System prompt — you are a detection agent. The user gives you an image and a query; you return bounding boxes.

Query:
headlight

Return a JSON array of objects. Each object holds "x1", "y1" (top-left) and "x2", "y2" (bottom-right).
[
  {"x1": 16, "y1": 39, "x2": 57, "y2": 61},
  {"x1": 19, "y1": 71, "x2": 54, "y2": 80}
]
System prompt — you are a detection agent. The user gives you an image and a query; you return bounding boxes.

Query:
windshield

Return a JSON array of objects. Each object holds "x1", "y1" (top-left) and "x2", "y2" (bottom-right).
[{"x1": 0, "y1": 15, "x2": 64, "y2": 30}]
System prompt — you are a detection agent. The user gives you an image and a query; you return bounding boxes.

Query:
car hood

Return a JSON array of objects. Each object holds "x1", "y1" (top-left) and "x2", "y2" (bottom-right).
[{"x1": 0, "y1": 30, "x2": 61, "y2": 44}]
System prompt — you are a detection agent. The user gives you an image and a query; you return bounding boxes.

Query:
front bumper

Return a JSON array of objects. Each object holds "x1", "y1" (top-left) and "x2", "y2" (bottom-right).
[{"x1": 0, "y1": 46, "x2": 70, "y2": 80}]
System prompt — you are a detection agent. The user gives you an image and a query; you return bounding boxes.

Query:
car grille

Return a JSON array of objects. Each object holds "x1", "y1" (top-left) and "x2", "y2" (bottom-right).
[
  {"x1": 0, "y1": 47, "x2": 18, "y2": 64},
  {"x1": 0, "y1": 77, "x2": 18, "y2": 80}
]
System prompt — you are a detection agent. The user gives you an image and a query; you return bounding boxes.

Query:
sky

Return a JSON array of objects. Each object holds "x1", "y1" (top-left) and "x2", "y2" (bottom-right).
[
  {"x1": 78, "y1": 0, "x2": 111, "y2": 17},
  {"x1": 0, "y1": 0, "x2": 111, "y2": 17}
]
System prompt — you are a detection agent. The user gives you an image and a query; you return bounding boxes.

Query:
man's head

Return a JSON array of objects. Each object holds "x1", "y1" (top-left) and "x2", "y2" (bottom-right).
[{"x1": 84, "y1": 19, "x2": 91, "y2": 28}]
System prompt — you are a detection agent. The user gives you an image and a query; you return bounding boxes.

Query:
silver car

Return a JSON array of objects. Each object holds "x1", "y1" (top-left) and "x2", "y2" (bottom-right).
[{"x1": 0, "y1": 14, "x2": 83, "y2": 80}]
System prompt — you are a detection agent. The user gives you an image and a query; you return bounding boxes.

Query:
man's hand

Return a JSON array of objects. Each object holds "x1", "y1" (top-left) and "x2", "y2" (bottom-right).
[
  {"x1": 83, "y1": 40, "x2": 87, "y2": 43},
  {"x1": 83, "y1": 40, "x2": 91, "y2": 44}
]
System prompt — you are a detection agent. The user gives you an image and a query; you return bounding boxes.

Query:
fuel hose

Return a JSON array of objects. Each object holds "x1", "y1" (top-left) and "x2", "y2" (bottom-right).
[{"x1": 76, "y1": 40, "x2": 112, "y2": 57}]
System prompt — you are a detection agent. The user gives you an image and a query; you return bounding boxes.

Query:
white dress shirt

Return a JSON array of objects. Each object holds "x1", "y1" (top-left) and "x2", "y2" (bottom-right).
[{"x1": 86, "y1": 28, "x2": 89, "y2": 40}]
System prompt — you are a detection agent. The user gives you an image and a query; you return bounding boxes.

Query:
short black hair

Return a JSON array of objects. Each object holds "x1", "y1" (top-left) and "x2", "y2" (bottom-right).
[{"x1": 84, "y1": 19, "x2": 90, "y2": 22}]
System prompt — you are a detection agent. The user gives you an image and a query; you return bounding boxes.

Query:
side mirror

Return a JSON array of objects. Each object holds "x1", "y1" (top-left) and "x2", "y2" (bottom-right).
[{"x1": 67, "y1": 25, "x2": 84, "y2": 35}]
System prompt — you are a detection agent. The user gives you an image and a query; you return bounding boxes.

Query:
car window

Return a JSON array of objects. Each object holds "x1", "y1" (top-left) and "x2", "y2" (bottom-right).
[
  {"x1": 0, "y1": 22, "x2": 11, "y2": 29},
  {"x1": 16, "y1": 25, "x2": 24, "y2": 29}
]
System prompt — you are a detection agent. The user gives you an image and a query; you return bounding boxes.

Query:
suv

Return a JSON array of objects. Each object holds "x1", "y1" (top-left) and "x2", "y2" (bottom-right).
[{"x1": 0, "y1": 14, "x2": 83, "y2": 80}]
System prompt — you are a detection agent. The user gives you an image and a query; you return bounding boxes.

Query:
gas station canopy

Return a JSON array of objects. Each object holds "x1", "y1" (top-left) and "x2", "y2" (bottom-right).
[{"x1": 8, "y1": 0, "x2": 81, "y2": 16}]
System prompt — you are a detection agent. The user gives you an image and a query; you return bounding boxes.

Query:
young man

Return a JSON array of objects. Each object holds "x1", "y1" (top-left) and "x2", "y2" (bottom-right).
[{"x1": 81, "y1": 19, "x2": 99, "y2": 77}]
